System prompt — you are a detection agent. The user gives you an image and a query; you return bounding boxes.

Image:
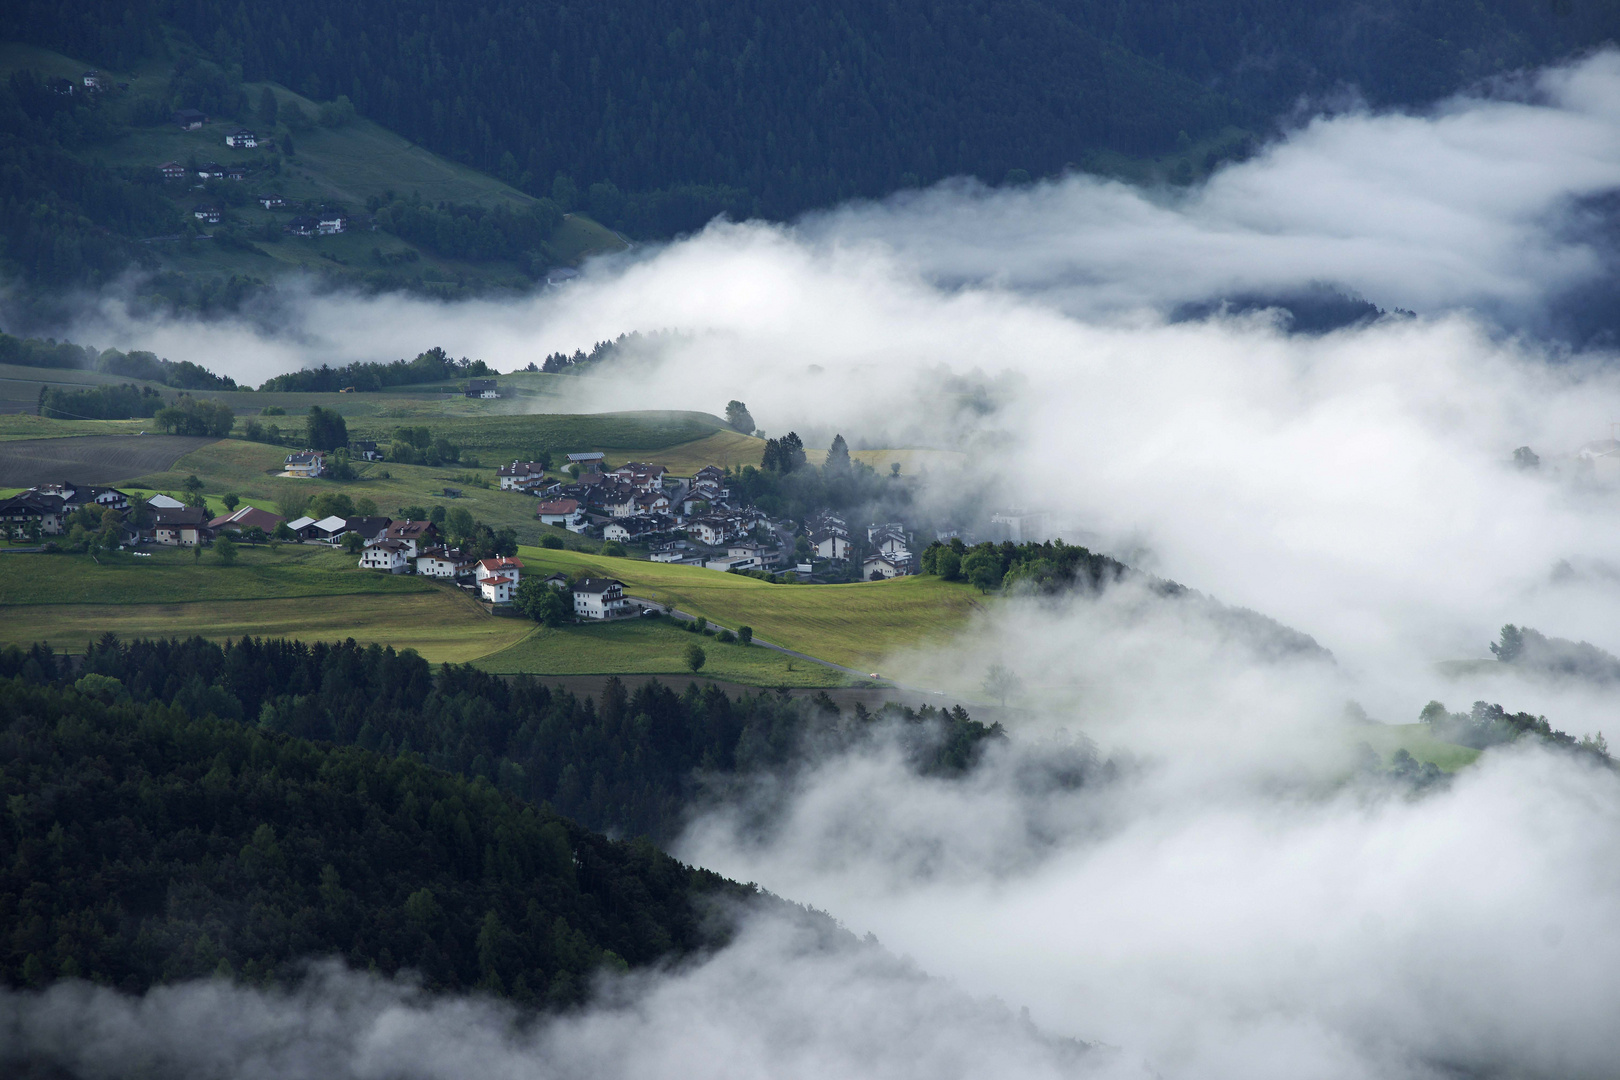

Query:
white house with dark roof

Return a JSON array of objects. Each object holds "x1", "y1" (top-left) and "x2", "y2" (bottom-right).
[
  {"x1": 572, "y1": 578, "x2": 629, "y2": 619},
  {"x1": 383, "y1": 520, "x2": 438, "y2": 557},
  {"x1": 359, "y1": 540, "x2": 411, "y2": 573},
  {"x1": 225, "y1": 128, "x2": 257, "y2": 148},
  {"x1": 417, "y1": 546, "x2": 475, "y2": 578},
  {"x1": 862, "y1": 552, "x2": 912, "y2": 580},
  {"x1": 498, "y1": 461, "x2": 549, "y2": 489},
  {"x1": 283, "y1": 450, "x2": 324, "y2": 477}
]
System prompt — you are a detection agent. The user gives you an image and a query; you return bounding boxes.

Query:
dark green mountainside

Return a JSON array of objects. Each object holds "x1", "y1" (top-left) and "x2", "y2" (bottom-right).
[
  {"x1": 0, "y1": 647, "x2": 754, "y2": 1002},
  {"x1": 0, "y1": 635, "x2": 1004, "y2": 1000},
  {"x1": 10, "y1": 0, "x2": 1616, "y2": 224}
]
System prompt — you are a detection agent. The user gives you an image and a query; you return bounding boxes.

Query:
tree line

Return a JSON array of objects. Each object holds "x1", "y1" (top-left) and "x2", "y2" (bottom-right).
[
  {"x1": 256, "y1": 347, "x2": 492, "y2": 393},
  {"x1": 1, "y1": 332, "x2": 236, "y2": 391}
]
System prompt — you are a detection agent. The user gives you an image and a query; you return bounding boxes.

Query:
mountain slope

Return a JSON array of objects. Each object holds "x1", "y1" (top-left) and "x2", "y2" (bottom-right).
[{"x1": 10, "y1": 0, "x2": 1610, "y2": 228}]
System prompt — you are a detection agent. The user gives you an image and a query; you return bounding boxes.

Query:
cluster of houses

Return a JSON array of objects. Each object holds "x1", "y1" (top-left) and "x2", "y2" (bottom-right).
[
  {"x1": 500, "y1": 454, "x2": 920, "y2": 580},
  {"x1": 50, "y1": 71, "x2": 123, "y2": 96},
  {"x1": 0, "y1": 483, "x2": 281, "y2": 549},
  {"x1": 507, "y1": 457, "x2": 776, "y2": 565},
  {"x1": 808, "y1": 511, "x2": 917, "y2": 580},
  {"x1": 157, "y1": 142, "x2": 349, "y2": 236}
]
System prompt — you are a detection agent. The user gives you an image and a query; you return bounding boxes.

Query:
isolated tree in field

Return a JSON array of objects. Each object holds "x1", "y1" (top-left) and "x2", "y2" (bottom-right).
[
  {"x1": 183, "y1": 475, "x2": 204, "y2": 493},
  {"x1": 215, "y1": 535, "x2": 238, "y2": 566},
  {"x1": 890, "y1": 462, "x2": 901, "y2": 477},
  {"x1": 737, "y1": 625, "x2": 753, "y2": 645},
  {"x1": 725, "y1": 400, "x2": 755, "y2": 434},
  {"x1": 275, "y1": 492, "x2": 310, "y2": 521},
  {"x1": 685, "y1": 642, "x2": 707, "y2": 674},
  {"x1": 341, "y1": 531, "x2": 365, "y2": 554},
  {"x1": 305, "y1": 406, "x2": 348, "y2": 451},
  {"x1": 222, "y1": 492, "x2": 240, "y2": 512},
  {"x1": 825, "y1": 434, "x2": 851, "y2": 472},
  {"x1": 983, "y1": 663, "x2": 1022, "y2": 706},
  {"x1": 541, "y1": 534, "x2": 564, "y2": 549},
  {"x1": 241, "y1": 526, "x2": 267, "y2": 545}
]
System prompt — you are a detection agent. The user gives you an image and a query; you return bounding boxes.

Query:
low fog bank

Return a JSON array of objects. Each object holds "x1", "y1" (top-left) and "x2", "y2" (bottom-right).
[
  {"x1": 678, "y1": 641, "x2": 1620, "y2": 1079},
  {"x1": 0, "y1": 911, "x2": 1120, "y2": 1080}
]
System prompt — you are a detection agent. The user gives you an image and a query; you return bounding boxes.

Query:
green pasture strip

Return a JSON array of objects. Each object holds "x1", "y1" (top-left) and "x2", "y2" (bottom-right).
[
  {"x1": 1356, "y1": 723, "x2": 1483, "y2": 772},
  {"x1": 0, "y1": 545, "x2": 433, "y2": 606},
  {"x1": 0, "y1": 416, "x2": 150, "y2": 441},
  {"x1": 1, "y1": 589, "x2": 531, "y2": 663},
  {"x1": 475, "y1": 619, "x2": 850, "y2": 687},
  {"x1": 514, "y1": 547, "x2": 982, "y2": 670}
]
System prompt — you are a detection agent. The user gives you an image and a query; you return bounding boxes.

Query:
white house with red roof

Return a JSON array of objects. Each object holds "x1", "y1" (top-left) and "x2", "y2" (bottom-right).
[{"x1": 475, "y1": 556, "x2": 524, "y2": 603}]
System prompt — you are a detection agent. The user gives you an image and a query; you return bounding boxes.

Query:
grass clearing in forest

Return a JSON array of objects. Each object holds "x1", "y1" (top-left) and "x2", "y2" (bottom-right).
[
  {"x1": 515, "y1": 547, "x2": 982, "y2": 670},
  {"x1": 476, "y1": 618, "x2": 851, "y2": 686}
]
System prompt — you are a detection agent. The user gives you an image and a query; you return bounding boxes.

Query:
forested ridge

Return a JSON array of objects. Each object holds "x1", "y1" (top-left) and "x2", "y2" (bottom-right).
[
  {"x1": 0, "y1": 634, "x2": 1002, "y2": 999},
  {"x1": 0, "y1": 643, "x2": 769, "y2": 1002},
  {"x1": 6, "y1": 0, "x2": 1617, "y2": 230}
]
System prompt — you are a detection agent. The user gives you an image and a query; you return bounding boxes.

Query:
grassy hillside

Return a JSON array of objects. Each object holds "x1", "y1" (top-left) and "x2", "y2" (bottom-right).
[
  {"x1": 345, "y1": 410, "x2": 731, "y2": 462},
  {"x1": 0, "y1": 588, "x2": 531, "y2": 660},
  {"x1": 1358, "y1": 723, "x2": 1482, "y2": 773},
  {"x1": 0, "y1": 41, "x2": 625, "y2": 299},
  {"x1": 0, "y1": 543, "x2": 431, "y2": 605},
  {"x1": 477, "y1": 619, "x2": 850, "y2": 687},
  {"x1": 0, "y1": 412, "x2": 148, "y2": 441},
  {"x1": 513, "y1": 547, "x2": 982, "y2": 670}
]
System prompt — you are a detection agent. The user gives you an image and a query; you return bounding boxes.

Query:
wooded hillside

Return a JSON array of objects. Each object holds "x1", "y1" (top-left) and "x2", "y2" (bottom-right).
[{"x1": 8, "y1": 0, "x2": 1616, "y2": 228}]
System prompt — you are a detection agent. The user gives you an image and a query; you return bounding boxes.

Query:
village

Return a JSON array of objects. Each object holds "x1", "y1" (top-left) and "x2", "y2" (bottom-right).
[{"x1": 0, "y1": 442, "x2": 926, "y2": 619}]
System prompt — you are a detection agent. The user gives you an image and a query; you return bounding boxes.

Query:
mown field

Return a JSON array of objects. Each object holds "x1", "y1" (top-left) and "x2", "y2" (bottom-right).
[
  {"x1": 514, "y1": 547, "x2": 982, "y2": 670},
  {"x1": 125, "y1": 439, "x2": 557, "y2": 542},
  {"x1": 0, "y1": 544, "x2": 433, "y2": 606},
  {"x1": 0, "y1": 414, "x2": 150, "y2": 441},
  {"x1": 343, "y1": 409, "x2": 734, "y2": 464},
  {"x1": 0, "y1": 435, "x2": 219, "y2": 486},
  {"x1": 3, "y1": 590, "x2": 530, "y2": 662},
  {"x1": 476, "y1": 619, "x2": 850, "y2": 687}
]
